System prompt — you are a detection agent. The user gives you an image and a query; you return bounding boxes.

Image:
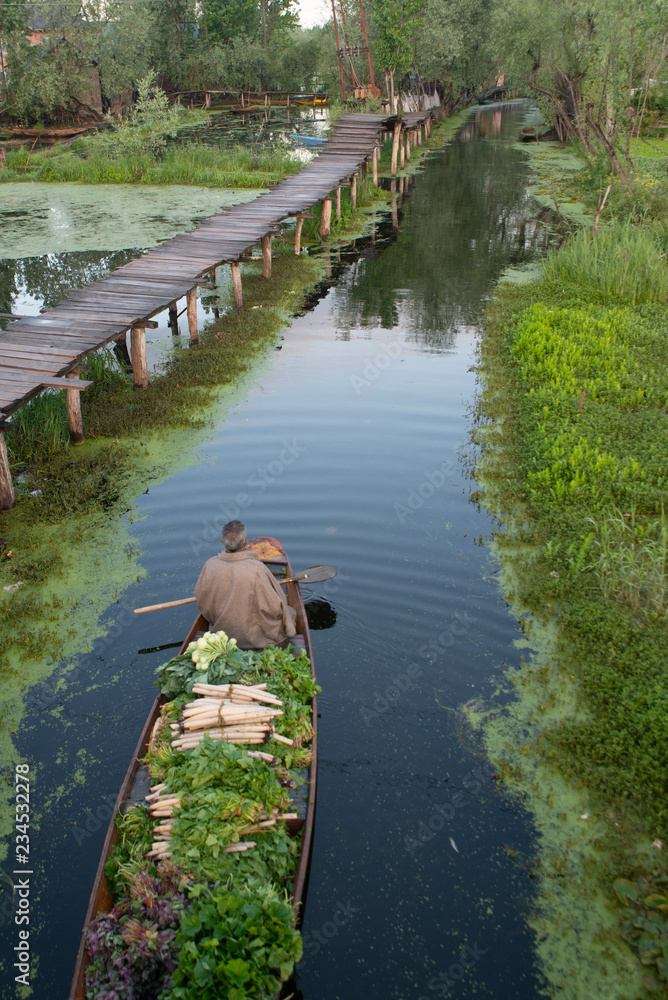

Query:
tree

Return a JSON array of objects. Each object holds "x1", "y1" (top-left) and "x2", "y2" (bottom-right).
[
  {"x1": 491, "y1": 0, "x2": 668, "y2": 176},
  {"x1": 201, "y1": 0, "x2": 258, "y2": 45},
  {"x1": 259, "y1": 0, "x2": 298, "y2": 47},
  {"x1": 369, "y1": 0, "x2": 426, "y2": 108},
  {"x1": 413, "y1": 0, "x2": 496, "y2": 98},
  {"x1": 1, "y1": 0, "x2": 154, "y2": 121},
  {"x1": 148, "y1": 0, "x2": 199, "y2": 89}
]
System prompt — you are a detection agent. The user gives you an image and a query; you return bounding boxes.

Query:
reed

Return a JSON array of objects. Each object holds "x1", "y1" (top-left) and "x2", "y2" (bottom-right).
[
  {"x1": 85, "y1": 348, "x2": 128, "y2": 387},
  {"x1": 587, "y1": 507, "x2": 668, "y2": 615},
  {"x1": 542, "y1": 223, "x2": 668, "y2": 304},
  {"x1": 9, "y1": 390, "x2": 70, "y2": 461}
]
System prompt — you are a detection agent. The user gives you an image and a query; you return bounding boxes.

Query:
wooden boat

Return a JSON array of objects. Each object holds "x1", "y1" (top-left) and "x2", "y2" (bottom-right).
[
  {"x1": 292, "y1": 92, "x2": 329, "y2": 106},
  {"x1": 0, "y1": 125, "x2": 97, "y2": 140},
  {"x1": 69, "y1": 536, "x2": 317, "y2": 1000},
  {"x1": 290, "y1": 133, "x2": 327, "y2": 148}
]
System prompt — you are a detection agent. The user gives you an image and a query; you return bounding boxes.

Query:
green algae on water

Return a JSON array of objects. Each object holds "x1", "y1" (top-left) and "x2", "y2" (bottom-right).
[{"x1": 0, "y1": 184, "x2": 262, "y2": 259}]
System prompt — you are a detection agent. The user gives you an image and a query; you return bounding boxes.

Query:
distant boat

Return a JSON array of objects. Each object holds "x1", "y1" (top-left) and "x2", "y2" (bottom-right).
[
  {"x1": 290, "y1": 133, "x2": 327, "y2": 148},
  {"x1": 0, "y1": 125, "x2": 97, "y2": 142},
  {"x1": 293, "y1": 92, "x2": 329, "y2": 106}
]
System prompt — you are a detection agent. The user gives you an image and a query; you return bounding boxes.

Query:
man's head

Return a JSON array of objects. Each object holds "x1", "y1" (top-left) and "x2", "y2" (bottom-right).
[{"x1": 221, "y1": 520, "x2": 247, "y2": 552}]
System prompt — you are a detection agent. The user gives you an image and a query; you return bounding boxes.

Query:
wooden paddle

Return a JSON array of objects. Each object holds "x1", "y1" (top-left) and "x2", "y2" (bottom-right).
[{"x1": 133, "y1": 565, "x2": 336, "y2": 615}]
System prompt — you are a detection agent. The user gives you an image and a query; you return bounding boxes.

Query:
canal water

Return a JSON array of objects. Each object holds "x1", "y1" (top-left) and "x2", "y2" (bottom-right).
[{"x1": 3, "y1": 102, "x2": 559, "y2": 998}]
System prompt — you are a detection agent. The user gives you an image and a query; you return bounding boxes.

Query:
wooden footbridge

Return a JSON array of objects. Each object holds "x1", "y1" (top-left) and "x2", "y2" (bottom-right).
[{"x1": 0, "y1": 109, "x2": 437, "y2": 509}]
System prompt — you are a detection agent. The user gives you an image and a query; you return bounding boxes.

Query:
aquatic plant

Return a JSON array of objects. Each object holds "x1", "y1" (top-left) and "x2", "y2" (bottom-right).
[
  {"x1": 2, "y1": 139, "x2": 301, "y2": 188},
  {"x1": 8, "y1": 389, "x2": 70, "y2": 461},
  {"x1": 541, "y1": 224, "x2": 668, "y2": 304},
  {"x1": 586, "y1": 508, "x2": 668, "y2": 615},
  {"x1": 615, "y1": 872, "x2": 668, "y2": 985}
]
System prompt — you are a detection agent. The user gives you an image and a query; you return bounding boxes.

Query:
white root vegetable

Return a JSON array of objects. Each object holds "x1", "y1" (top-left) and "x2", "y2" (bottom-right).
[{"x1": 271, "y1": 732, "x2": 294, "y2": 746}]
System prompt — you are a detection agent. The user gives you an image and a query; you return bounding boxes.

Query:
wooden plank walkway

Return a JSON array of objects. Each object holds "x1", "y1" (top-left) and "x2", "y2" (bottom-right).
[{"x1": 0, "y1": 109, "x2": 437, "y2": 507}]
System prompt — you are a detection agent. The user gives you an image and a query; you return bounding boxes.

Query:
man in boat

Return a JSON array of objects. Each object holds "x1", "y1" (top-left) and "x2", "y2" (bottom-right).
[{"x1": 194, "y1": 520, "x2": 297, "y2": 649}]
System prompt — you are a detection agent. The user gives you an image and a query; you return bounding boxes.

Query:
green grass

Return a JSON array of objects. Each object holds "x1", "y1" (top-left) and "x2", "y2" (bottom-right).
[
  {"x1": 476, "y1": 269, "x2": 668, "y2": 990},
  {"x1": 0, "y1": 143, "x2": 302, "y2": 188},
  {"x1": 586, "y1": 508, "x2": 668, "y2": 615},
  {"x1": 8, "y1": 348, "x2": 128, "y2": 465},
  {"x1": 541, "y1": 223, "x2": 668, "y2": 304},
  {"x1": 9, "y1": 390, "x2": 71, "y2": 463}
]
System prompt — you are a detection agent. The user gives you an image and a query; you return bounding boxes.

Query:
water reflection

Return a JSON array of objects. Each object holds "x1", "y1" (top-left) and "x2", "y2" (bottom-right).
[
  {"x1": 0, "y1": 250, "x2": 139, "y2": 322},
  {"x1": 173, "y1": 106, "x2": 330, "y2": 152},
  {"x1": 305, "y1": 598, "x2": 337, "y2": 631},
  {"x1": 335, "y1": 108, "x2": 557, "y2": 350}
]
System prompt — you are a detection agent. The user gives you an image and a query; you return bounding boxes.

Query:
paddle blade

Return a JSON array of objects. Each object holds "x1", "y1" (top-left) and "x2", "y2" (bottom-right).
[{"x1": 290, "y1": 565, "x2": 336, "y2": 584}]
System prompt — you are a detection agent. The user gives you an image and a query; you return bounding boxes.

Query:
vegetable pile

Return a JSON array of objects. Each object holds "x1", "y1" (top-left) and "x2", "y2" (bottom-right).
[{"x1": 84, "y1": 630, "x2": 318, "y2": 1000}]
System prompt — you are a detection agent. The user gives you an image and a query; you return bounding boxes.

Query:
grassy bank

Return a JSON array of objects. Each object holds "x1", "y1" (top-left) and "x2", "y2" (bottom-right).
[
  {"x1": 0, "y1": 142, "x2": 302, "y2": 187},
  {"x1": 474, "y1": 219, "x2": 668, "y2": 993}
]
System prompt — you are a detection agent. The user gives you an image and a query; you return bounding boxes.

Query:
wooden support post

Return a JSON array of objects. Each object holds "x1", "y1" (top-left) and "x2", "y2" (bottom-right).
[
  {"x1": 231, "y1": 262, "x2": 243, "y2": 309},
  {"x1": 319, "y1": 198, "x2": 332, "y2": 239},
  {"x1": 335, "y1": 185, "x2": 342, "y2": 218},
  {"x1": 66, "y1": 386, "x2": 84, "y2": 444},
  {"x1": 391, "y1": 122, "x2": 401, "y2": 177},
  {"x1": 205, "y1": 92, "x2": 211, "y2": 109},
  {"x1": 351, "y1": 174, "x2": 357, "y2": 210},
  {"x1": 186, "y1": 288, "x2": 198, "y2": 344},
  {"x1": 0, "y1": 431, "x2": 15, "y2": 510},
  {"x1": 130, "y1": 325, "x2": 149, "y2": 388},
  {"x1": 294, "y1": 216, "x2": 304, "y2": 255},
  {"x1": 168, "y1": 302, "x2": 179, "y2": 337},
  {"x1": 418, "y1": 125, "x2": 423, "y2": 144},
  {"x1": 372, "y1": 146, "x2": 379, "y2": 187},
  {"x1": 400, "y1": 137, "x2": 405, "y2": 170},
  {"x1": 405, "y1": 134, "x2": 411, "y2": 162},
  {"x1": 261, "y1": 234, "x2": 272, "y2": 278}
]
